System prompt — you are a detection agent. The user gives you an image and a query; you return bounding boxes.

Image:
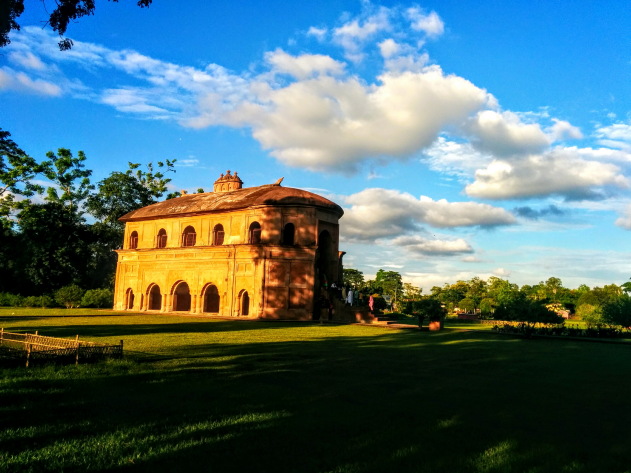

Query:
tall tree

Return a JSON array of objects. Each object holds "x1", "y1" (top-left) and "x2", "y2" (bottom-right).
[
  {"x1": 16, "y1": 201, "x2": 93, "y2": 293},
  {"x1": 0, "y1": 129, "x2": 46, "y2": 226},
  {"x1": 85, "y1": 160, "x2": 175, "y2": 288},
  {"x1": 402, "y1": 283, "x2": 422, "y2": 301},
  {"x1": 42, "y1": 148, "x2": 93, "y2": 214},
  {"x1": 86, "y1": 160, "x2": 175, "y2": 232},
  {"x1": 342, "y1": 268, "x2": 364, "y2": 289},
  {"x1": 374, "y1": 269, "x2": 403, "y2": 303}
]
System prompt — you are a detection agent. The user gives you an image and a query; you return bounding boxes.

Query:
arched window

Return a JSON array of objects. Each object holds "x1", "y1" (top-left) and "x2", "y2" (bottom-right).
[
  {"x1": 148, "y1": 284, "x2": 162, "y2": 311},
  {"x1": 173, "y1": 281, "x2": 191, "y2": 311},
  {"x1": 282, "y1": 223, "x2": 295, "y2": 245},
  {"x1": 249, "y1": 222, "x2": 261, "y2": 244},
  {"x1": 239, "y1": 290, "x2": 250, "y2": 316},
  {"x1": 182, "y1": 226, "x2": 196, "y2": 247},
  {"x1": 129, "y1": 231, "x2": 139, "y2": 249},
  {"x1": 156, "y1": 229, "x2": 167, "y2": 248},
  {"x1": 204, "y1": 285, "x2": 220, "y2": 313},
  {"x1": 213, "y1": 224, "x2": 225, "y2": 246},
  {"x1": 125, "y1": 288, "x2": 135, "y2": 309}
]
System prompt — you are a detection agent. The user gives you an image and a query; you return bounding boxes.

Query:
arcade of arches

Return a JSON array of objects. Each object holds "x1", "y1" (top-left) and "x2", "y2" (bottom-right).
[{"x1": 125, "y1": 282, "x2": 250, "y2": 315}]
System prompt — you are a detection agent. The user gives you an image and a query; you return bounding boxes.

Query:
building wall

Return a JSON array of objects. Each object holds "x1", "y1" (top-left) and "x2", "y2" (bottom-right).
[{"x1": 114, "y1": 204, "x2": 339, "y2": 320}]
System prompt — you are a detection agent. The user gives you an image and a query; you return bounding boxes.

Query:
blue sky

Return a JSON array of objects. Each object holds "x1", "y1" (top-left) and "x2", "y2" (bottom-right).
[{"x1": 2, "y1": 0, "x2": 630, "y2": 291}]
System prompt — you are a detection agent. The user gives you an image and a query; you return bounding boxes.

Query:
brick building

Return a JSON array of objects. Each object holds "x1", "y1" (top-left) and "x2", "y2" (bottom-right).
[{"x1": 113, "y1": 171, "x2": 345, "y2": 320}]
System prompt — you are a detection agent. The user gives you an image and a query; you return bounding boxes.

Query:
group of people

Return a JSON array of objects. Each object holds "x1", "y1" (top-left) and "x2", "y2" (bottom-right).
[{"x1": 317, "y1": 281, "x2": 376, "y2": 321}]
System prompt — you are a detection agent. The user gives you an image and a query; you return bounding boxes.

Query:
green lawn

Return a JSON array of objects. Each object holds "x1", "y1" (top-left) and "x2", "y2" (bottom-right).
[{"x1": 1, "y1": 310, "x2": 631, "y2": 472}]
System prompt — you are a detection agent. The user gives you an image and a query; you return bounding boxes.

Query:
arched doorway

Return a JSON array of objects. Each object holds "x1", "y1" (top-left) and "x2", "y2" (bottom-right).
[
  {"x1": 238, "y1": 290, "x2": 249, "y2": 316},
  {"x1": 125, "y1": 288, "x2": 135, "y2": 310},
  {"x1": 148, "y1": 284, "x2": 162, "y2": 311},
  {"x1": 204, "y1": 285, "x2": 220, "y2": 313},
  {"x1": 314, "y1": 230, "x2": 333, "y2": 320},
  {"x1": 173, "y1": 281, "x2": 191, "y2": 311}
]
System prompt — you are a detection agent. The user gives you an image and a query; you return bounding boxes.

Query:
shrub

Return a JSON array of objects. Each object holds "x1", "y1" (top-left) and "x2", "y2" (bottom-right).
[
  {"x1": 601, "y1": 295, "x2": 631, "y2": 328},
  {"x1": 81, "y1": 288, "x2": 113, "y2": 308},
  {"x1": 0, "y1": 292, "x2": 24, "y2": 307},
  {"x1": 494, "y1": 295, "x2": 563, "y2": 324},
  {"x1": 410, "y1": 297, "x2": 447, "y2": 322},
  {"x1": 55, "y1": 285, "x2": 85, "y2": 309},
  {"x1": 576, "y1": 304, "x2": 603, "y2": 326}
]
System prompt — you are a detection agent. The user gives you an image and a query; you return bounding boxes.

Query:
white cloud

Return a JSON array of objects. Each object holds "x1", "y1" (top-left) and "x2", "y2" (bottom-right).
[
  {"x1": 465, "y1": 110, "x2": 550, "y2": 157},
  {"x1": 6, "y1": 11, "x2": 629, "y2": 206},
  {"x1": 466, "y1": 148, "x2": 629, "y2": 200},
  {"x1": 101, "y1": 88, "x2": 177, "y2": 117},
  {"x1": 223, "y1": 67, "x2": 491, "y2": 173},
  {"x1": 596, "y1": 123, "x2": 631, "y2": 152},
  {"x1": 492, "y1": 267, "x2": 512, "y2": 277},
  {"x1": 0, "y1": 67, "x2": 62, "y2": 96},
  {"x1": 406, "y1": 8, "x2": 445, "y2": 38},
  {"x1": 422, "y1": 136, "x2": 492, "y2": 179},
  {"x1": 546, "y1": 119, "x2": 583, "y2": 141},
  {"x1": 340, "y1": 188, "x2": 514, "y2": 241},
  {"x1": 265, "y1": 49, "x2": 345, "y2": 79},
  {"x1": 8, "y1": 51, "x2": 47, "y2": 71},
  {"x1": 307, "y1": 26, "x2": 327, "y2": 41},
  {"x1": 392, "y1": 235, "x2": 473, "y2": 255},
  {"x1": 332, "y1": 7, "x2": 391, "y2": 61}
]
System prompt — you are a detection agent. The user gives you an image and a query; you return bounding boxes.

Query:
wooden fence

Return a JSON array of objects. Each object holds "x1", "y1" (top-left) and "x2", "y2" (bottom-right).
[{"x1": 0, "y1": 329, "x2": 123, "y2": 367}]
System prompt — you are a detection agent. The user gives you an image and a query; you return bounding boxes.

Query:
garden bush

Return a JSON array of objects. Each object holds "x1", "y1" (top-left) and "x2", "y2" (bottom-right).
[
  {"x1": 576, "y1": 303, "x2": 603, "y2": 326},
  {"x1": 55, "y1": 285, "x2": 85, "y2": 309},
  {"x1": 81, "y1": 288, "x2": 114, "y2": 308},
  {"x1": 22, "y1": 295, "x2": 56, "y2": 308},
  {"x1": 601, "y1": 294, "x2": 631, "y2": 328},
  {"x1": 0, "y1": 292, "x2": 24, "y2": 307}
]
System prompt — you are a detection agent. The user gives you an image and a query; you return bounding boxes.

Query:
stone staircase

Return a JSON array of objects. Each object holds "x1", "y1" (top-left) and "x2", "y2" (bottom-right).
[{"x1": 329, "y1": 299, "x2": 413, "y2": 327}]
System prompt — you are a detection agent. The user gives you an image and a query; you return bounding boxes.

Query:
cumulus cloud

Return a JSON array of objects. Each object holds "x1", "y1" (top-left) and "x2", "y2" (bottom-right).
[
  {"x1": 5, "y1": 11, "x2": 630, "y2": 198},
  {"x1": 465, "y1": 110, "x2": 550, "y2": 158},
  {"x1": 406, "y1": 8, "x2": 445, "y2": 38},
  {"x1": 392, "y1": 235, "x2": 473, "y2": 256},
  {"x1": 265, "y1": 49, "x2": 345, "y2": 79},
  {"x1": 332, "y1": 7, "x2": 391, "y2": 62},
  {"x1": 340, "y1": 188, "x2": 514, "y2": 241},
  {"x1": 223, "y1": 67, "x2": 491, "y2": 172},
  {"x1": 466, "y1": 148, "x2": 629, "y2": 200},
  {"x1": 546, "y1": 119, "x2": 583, "y2": 142}
]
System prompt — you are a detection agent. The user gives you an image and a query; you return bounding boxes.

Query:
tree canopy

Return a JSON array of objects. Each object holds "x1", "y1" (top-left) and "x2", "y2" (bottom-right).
[{"x1": 0, "y1": 137, "x2": 175, "y2": 294}]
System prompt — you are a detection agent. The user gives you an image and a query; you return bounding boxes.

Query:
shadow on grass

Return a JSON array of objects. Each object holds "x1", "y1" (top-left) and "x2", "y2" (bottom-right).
[
  {"x1": 1, "y1": 327, "x2": 631, "y2": 472},
  {"x1": 0, "y1": 319, "x2": 326, "y2": 339}
]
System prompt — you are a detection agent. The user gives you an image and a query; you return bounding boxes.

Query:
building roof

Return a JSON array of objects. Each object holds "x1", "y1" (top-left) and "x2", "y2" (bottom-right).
[{"x1": 119, "y1": 183, "x2": 344, "y2": 222}]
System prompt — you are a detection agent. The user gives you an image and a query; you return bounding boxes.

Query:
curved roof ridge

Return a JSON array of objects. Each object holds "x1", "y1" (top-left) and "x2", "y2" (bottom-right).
[{"x1": 119, "y1": 183, "x2": 343, "y2": 222}]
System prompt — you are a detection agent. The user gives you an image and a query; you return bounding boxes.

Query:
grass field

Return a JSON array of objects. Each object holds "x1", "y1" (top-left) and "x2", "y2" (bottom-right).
[{"x1": 1, "y1": 309, "x2": 630, "y2": 472}]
